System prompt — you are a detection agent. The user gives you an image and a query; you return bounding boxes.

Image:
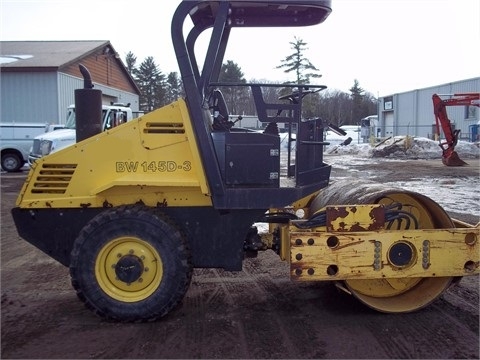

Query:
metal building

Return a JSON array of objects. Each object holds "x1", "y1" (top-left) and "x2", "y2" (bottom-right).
[
  {"x1": 1, "y1": 41, "x2": 140, "y2": 125},
  {"x1": 377, "y1": 77, "x2": 480, "y2": 141}
]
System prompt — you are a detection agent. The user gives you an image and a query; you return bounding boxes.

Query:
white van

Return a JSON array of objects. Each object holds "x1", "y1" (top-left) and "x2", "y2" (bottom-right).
[{"x1": 0, "y1": 123, "x2": 63, "y2": 172}]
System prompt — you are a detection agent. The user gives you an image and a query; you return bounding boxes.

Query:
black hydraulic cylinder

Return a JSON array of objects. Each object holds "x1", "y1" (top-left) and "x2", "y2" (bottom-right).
[{"x1": 75, "y1": 64, "x2": 102, "y2": 142}]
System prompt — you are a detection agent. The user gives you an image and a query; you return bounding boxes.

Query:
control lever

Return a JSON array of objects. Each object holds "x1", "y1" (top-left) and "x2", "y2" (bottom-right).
[{"x1": 327, "y1": 123, "x2": 347, "y2": 136}]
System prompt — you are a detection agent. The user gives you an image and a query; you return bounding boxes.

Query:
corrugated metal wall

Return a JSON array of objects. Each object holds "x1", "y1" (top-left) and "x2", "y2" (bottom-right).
[
  {"x1": 57, "y1": 74, "x2": 140, "y2": 120},
  {"x1": 57, "y1": 73, "x2": 81, "y2": 122},
  {"x1": 94, "y1": 83, "x2": 140, "y2": 112},
  {"x1": 1, "y1": 72, "x2": 59, "y2": 124},
  {"x1": 380, "y1": 77, "x2": 480, "y2": 140},
  {"x1": 1, "y1": 72, "x2": 140, "y2": 127}
]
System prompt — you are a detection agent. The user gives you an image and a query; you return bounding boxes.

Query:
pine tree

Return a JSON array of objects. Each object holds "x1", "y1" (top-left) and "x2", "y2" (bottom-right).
[
  {"x1": 125, "y1": 51, "x2": 137, "y2": 77},
  {"x1": 218, "y1": 60, "x2": 248, "y2": 115},
  {"x1": 349, "y1": 79, "x2": 365, "y2": 124},
  {"x1": 135, "y1": 57, "x2": 166, "y2": 112},
  {"x1": 165, "y1": 72, "x2": 184, "y2": 104},
  {"x1": 276, "y1": 36, "x2": 321, "y2": 84},
  {"x1": 276, "y1": 37, "x2": 323, "y2": 119}
]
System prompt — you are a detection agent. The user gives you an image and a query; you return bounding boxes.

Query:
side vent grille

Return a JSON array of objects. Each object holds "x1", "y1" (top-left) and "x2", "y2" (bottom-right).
[
  {"x1": 144, "y1": 122, "x2": 185, "y2": 134},
  {"x1": 31, "y1": 163, "x2": 77, "y2": 194}
]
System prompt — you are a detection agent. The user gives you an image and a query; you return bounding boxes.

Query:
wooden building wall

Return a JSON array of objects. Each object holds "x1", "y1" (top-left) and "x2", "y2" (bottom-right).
[{"x1": 60, "y1": 50, "x2": 137, "y2": 94}]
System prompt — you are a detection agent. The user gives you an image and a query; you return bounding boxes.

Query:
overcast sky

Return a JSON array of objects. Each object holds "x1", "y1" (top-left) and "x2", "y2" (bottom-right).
[{"x1": 1, "y1": 0, "x2": 479, "y2": 96}]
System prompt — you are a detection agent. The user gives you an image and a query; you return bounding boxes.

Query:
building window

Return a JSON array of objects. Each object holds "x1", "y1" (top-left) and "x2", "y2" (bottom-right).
[
  {"x1": 384, "y1": 96, "x2": 393, "y2": 110},
  {"x1": 465, "y1": 105, "x2": 477, "y2": 119}
]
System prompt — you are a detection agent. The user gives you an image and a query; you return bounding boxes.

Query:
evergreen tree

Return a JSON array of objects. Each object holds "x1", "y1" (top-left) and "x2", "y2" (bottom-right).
[
  {"x1": 276, "y1": 37, "x2": 323, "y2": 119},
  {"x1": 348, "y1": 79, "x2": 377, "y2": 124},
  {"x1": 165, "y1": 72, "x2": 184, "y2": 104},
  {"x1": 276, "y1": 36, "x2": 321, "y2": 84},
  {"x1": 135, "y1": 57, "x2": 166, "y2": 112},
  {"x1": 218, "y1": 60, "x2": 248, "y2": 115},
  {"x1": 349, "y1": 79, "x2": 364, "y2": 123},
  {"x1": 125, "y1": 51, "x2": 137, "y2": 76}
]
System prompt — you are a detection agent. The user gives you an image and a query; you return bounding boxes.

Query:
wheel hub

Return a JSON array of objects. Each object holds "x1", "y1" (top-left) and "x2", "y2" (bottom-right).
[
  {"x1": 388, "y1": 241, "x2": 415, "y2": 268},
  {"x1": 96, "y1": 237, "x2": 163, "y2": 302},
  {"x1": 115, "y1": 255, "x2": 144, "y2": 283}
]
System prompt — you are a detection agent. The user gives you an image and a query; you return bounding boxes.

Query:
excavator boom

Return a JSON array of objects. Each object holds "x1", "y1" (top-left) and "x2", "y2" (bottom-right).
[{"x1": 432, "y1": 93, "x2": 480, "y2": 166}]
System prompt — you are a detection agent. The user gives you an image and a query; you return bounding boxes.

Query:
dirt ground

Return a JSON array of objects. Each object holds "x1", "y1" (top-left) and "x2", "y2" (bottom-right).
[{"x1": 1, "y1": 158, "x2": 479, "y2": 359}]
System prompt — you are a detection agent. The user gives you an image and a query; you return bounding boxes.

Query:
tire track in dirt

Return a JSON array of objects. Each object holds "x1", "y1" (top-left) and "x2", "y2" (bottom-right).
[
  {"x1": 363, "y1": 305, "x2": 479, "y2": 359},
  {"x1": 240, "y1": 255, "x2": 330, "y2": 358},
  {"x1": 133, "y1": 268, "x2": 251, "y2": 359},
  {"x1": 244, "y1": 258, "x2": 376, "y2": 358},
  {"x1": 243, "y1": 253, "x2": 478, "y2": 359},
  {"x1": 239, "y1": 267, "x2": 297, "y2": 358},
  {"x1": 202, "y1": 268, "x2": 251, "y2": 359}
]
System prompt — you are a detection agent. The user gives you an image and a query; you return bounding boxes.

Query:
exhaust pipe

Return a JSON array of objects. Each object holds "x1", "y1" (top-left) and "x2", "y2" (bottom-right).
[{"x1": 75, "y1": 64, "x2": 102, "y2": 143}]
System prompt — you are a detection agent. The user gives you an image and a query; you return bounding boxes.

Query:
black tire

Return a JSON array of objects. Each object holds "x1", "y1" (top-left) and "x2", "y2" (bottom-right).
[
  {"x1": 1, "y1": 152, "x2": 23, "y2": 172},
  {"x1": 69, "y1": 205, "x2": 192, "y2": 322}
]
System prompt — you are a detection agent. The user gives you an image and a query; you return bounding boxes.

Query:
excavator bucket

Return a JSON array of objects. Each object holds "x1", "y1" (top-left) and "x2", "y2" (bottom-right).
[
  {"x1": 443, "y1": 151, "x2": 468, "y2": 166},
  {"x1": 432, "y1": 93, "x2": 479, "y2": 167}
]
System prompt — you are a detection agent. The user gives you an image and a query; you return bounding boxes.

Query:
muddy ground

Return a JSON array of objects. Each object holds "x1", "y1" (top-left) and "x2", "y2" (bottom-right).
[{"x1": 1, "y1": 158, "x2": 479, "y2": 359}]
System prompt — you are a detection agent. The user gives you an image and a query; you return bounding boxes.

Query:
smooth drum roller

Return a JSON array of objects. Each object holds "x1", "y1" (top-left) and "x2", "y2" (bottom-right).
[{"x1": 310, "y1": 178, "x2": 456, "y2": 313}]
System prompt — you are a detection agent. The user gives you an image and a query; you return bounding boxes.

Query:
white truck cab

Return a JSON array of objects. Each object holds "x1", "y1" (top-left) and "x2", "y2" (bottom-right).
[{"x1": 29, "y1": 103, "x2": 134, "y2": 165}]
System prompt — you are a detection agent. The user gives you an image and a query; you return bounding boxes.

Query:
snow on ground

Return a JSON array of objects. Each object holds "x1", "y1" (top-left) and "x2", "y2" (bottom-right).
[
  {"x1": 384, "y1": 177, "x2": 480, "y2": 218},
  {"x1": 323, "y1": 136, "x2": 480, "y2": 218},
  {"x1": 279, "y1": 133, "x2": 480, "y2": 217}
]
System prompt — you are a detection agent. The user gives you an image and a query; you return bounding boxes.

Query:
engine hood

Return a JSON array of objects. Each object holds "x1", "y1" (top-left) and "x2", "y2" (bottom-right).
[{"x1": 35, "y1": 128, "x2": 76, "y2": 142}]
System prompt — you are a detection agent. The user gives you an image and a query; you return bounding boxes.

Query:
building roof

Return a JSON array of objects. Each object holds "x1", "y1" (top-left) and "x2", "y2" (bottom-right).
[
  {"x1": 0, "y1": 40, "x2": 140, "y2": 94},
  {"x1": 0, "y1": 40, "x2": 110, "y2": 69}
]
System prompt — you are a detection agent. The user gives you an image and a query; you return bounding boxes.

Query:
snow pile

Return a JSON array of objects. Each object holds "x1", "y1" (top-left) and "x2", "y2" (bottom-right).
[
  {"x1": 325, "y1": 136, "x2": 480, "y2": 160},
  {"x1": 280, "y1": 132, "x2": 479, "y2": 162}
]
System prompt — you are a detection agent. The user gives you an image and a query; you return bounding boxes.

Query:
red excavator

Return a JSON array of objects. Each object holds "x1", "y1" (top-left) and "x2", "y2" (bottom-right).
[{"x1": 432, "y1": 93, "x2": 480, "y2": 166}]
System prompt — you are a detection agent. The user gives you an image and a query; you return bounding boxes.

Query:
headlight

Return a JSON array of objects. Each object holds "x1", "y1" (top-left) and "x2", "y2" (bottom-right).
[{"x1": 40, "y1": 140, "x2": 53, "y2": 156}]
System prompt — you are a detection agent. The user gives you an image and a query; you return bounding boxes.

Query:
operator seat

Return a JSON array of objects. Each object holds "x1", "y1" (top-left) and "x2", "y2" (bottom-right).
[{"x1": 209, "y1": 89, "x2": 232, "y2": 131}]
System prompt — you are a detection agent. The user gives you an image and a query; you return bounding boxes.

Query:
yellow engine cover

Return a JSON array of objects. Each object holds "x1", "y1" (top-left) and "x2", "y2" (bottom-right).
[{"x1": 16, "y1": 99, "x2": 212, "y2": 209}]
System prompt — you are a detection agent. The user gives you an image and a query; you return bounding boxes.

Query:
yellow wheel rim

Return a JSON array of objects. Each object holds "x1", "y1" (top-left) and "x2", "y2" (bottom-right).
[{"x1": 95, "y1": 237, "x2": 163, "y2": 302}]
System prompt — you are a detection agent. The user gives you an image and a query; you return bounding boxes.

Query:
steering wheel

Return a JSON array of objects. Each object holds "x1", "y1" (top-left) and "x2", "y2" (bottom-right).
[{"x1": 278, "y1": 86, "x2": 327, "y2": 103}]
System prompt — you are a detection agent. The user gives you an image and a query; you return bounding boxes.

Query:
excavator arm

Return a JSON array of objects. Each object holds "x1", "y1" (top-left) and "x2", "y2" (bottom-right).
[{"x1": 432, "y1": 93, "x2": 480, "y2": 166}]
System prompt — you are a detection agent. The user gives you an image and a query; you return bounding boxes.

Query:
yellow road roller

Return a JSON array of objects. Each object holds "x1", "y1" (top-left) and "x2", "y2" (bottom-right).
[{"x1": 12, "y1": 0, "x2": 479, "y2": 322}]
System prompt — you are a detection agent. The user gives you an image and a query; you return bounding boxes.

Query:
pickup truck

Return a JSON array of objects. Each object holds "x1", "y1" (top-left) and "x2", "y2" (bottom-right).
[{"x1": 0, "y1": 123, "x2": 64, "y2": 172}]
